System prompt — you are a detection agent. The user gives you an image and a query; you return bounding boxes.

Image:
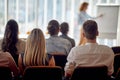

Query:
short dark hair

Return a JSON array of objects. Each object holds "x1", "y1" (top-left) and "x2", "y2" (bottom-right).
[
  {"x1": 60, "y1": 22, "x2": 69, "y2": 34},
  {"x1": 83, "y1": 20, "x2": 98, "y2": 40},
  {"x1": 47, "y1": 20, "x2": 59, "y2": 36}
]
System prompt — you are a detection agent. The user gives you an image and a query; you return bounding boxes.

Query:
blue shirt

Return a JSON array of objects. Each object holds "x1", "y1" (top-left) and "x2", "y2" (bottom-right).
[
  {"x1": 78, "y1": 11, "x2": 94, "y2": 25},
  {"x1": 60, "y1": 34, "x2": 75, "y2": 47},
  {"x1": 46, "y1": 35, "x2": 72, "y2": 55}
]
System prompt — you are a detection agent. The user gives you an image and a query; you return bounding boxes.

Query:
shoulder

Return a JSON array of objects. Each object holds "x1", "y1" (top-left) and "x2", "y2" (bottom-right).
[
  {"x1": 47, "y1": 36, "x2": 71, "y2": 45},
  {"x1": 59, "y1": 37, "x2": 71, "y2": 44},
  {"x1": 72, "y1": 46, "x2": 81, "y2": 50},
  {"x1": 0, "y1": 52, "x2": 13, "y2": 60},
  {"x1": 98, "y1": 44, "x2": 111, "y2": 50},
  {"x1": 17, "y1": 39, "x2": 26, "y2": 47},
  {"x1": 46, "y1": 38, "x2": 50, "y2": 42},
  {"x1": 69, "y1": 46, "x2": 81, "y2": 53},
  {"x1": 67, "y1": 36, "x2": 75, "y2": 42},
  {"x1": 18, "y1": 39, "x2": 26, "y2": 44},
  {"x1": 98, "y1": 45, "x2": 113, "y2": 52}
]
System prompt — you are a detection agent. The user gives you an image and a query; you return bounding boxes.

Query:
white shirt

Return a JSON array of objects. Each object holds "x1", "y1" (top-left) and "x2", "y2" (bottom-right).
[{"x1": 65, "y1": 43, "x2": 114, "y2": 75}]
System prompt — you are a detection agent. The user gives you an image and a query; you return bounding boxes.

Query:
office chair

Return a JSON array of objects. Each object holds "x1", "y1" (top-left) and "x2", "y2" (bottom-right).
[
  {"x1": 23, "y1": 66, "x2": 62, "y2": 80},
  {"x1": 53, "y1": 54, "x2": 67, "y2": 75},
  {"x1": 112, "y1": 46, "x2": 120, "y2": 54},
  {"x1": 0, "y1": 67, "x2": 12, "y2": 80},
  {"x1": 113, "y1": 54, "x2": 120, "y2": 77},
  {"x1": 53, "y1": 55, "x2": 67, "y2": 69},
  {"x1": 70, "y1": 66, "x2": 108, "y2": 80}
]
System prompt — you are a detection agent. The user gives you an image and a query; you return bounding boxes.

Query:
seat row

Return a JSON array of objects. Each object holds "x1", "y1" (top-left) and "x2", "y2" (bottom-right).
[{"x1": 0, "y1": 66, "x2": 110, "y2": 80}]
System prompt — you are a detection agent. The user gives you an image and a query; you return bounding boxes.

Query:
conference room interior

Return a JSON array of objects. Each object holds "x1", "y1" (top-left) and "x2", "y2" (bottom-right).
[{"x1": 0, "y1": 0, "x2": 120, "y2": 80}]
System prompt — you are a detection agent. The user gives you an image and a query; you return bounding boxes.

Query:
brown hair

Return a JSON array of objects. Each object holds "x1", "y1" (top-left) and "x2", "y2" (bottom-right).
[
  {"x1": 47, "y1": 20, "x2": 59, "y2": 36},
  {"x1": 60, "y1": 22, "x2": 69, "y2": 35},
  {"x1": 79, "y1": 2, "x2": 89, "y2": 11},
  {"x1": 83, "y1": 20, "x2": 98, "y2": 40},
  {"x1": 2, "y1": 19, "x2": 19, "y2": 64}
]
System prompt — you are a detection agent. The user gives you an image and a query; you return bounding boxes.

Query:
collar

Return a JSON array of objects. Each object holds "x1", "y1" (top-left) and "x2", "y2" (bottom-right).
[
  {"x1": 85, "y1": 43, "x2": 98, "y2": 45},
  {"x1": 61, "y1": 34, "x2": 67, "y2": 36},
  {"x1": 50, "y1": 35, "x2": 58, "y2": 37}
]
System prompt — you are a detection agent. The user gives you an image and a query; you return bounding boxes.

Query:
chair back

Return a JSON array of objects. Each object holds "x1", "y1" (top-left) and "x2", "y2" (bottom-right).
[
  {"x1": 112, "y1": 46, "x2": 120, "y2": 54},
  {"x1": 70, "y1": 66, "x2": 108, "y2": 80},
  {"x1": 53, "y1": 55, "x2": 67, "y2": 69},
  {"x1": 115, "y1": 68, "x2": 120, "y2": 80},
  {"x1": 0, "y1": 67, "x2": 12, "y2": 80},
  {"x1": 113, "y1": 54, "x2": 120, "y2": 76},
  {"x1": 23, "y1": 66, "x2": 62, "y2": 80}
]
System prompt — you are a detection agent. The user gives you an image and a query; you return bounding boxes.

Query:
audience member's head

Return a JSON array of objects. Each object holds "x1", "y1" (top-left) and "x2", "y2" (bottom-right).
[
  {"x1": 24, "y1": 28, "x2": 47, "y2": 66},
  {"x1": 47, "y1": 20, "x2": 59, "y2": 36},
  {"x1": 60, "y1": 22, "x2": 69, "y2": 35},
  {"x1": 79, "y1": 2, "x2": 89, "y2": 12},
  {"x1": 82, "y1": 20, "x2": 98, "y2": 40},
  {"x1": 2, "y1": 19, "x2": 19, "y2": 61}
]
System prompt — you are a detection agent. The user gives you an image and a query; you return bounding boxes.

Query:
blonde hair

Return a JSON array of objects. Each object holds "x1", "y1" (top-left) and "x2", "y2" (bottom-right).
[
  {"x1": 24, "y1": 28, "x2": 47, "y2": 66},
  {"x1": 79, "y1": 2, "x2": 89, "y2": 11}
]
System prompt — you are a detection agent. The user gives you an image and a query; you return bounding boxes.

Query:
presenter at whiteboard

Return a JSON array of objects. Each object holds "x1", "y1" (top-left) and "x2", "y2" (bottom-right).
[
  {"x1": 78, "y1": 2, "x2": 103, "y2": 25},
  {"x1": 78, "y1": 2, "x2": 103, "y2": 45}
]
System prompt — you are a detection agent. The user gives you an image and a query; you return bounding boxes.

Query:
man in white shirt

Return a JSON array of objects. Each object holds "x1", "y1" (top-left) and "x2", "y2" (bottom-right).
[{"x1": 65, "y1": 20, "x2": 114, "y2": 77}]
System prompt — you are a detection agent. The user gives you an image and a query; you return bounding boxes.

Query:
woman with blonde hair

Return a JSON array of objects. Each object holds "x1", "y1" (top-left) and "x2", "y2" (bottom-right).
[{"x1": 18, "y1": 28, "x2": 55, "y2": 74}]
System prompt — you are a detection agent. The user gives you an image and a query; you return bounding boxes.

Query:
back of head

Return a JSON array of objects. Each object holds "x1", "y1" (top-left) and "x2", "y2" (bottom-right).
[
  {"x1": 2, "y1": 19, "x2": 19, "y2": 63},
  {"x1": 60, "y1": 22, "x2": 69, "y2": 35},
  {"x1": 79, "y1": 2, "x2": 89, "y2": 11},
  {"x1": 83, "y1": 20, "x2": 98, "y2": 40},
  {"x1": 47, "y1": 20, "x2": 59, "y2": 36},
  {"x1": 24, "y1": 28, "x2": 46, "y2": 66}
]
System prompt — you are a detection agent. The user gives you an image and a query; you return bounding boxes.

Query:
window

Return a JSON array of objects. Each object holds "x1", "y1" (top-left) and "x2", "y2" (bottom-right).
[
  {"x1": 0, "y1": 0, "x2": 5, "y2": 35},
  {"x1": 0, "y1": 0, "x2": 119, "y2": 47},
  {"x1": 18, "y1": 0, "x2": 26, "y2": 36}
]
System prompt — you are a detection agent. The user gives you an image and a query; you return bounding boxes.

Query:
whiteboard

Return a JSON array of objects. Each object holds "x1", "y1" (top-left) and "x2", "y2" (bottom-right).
[{"x1": 96, "y1": 4, "x2": 120, "y2": 39}]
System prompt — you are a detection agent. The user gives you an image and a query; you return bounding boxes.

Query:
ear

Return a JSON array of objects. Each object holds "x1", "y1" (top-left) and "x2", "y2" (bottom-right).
[
  {"x1": 82, "y1": 31, "x2": 85, "y2": 38},
  {"x1": 80, "y1": 28, "x2": 85, "y2": 38}
]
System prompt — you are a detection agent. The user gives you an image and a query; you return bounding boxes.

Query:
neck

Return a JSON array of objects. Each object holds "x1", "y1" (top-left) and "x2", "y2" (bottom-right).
[
  {"x1": 86, "y1": 39, "x2": 96, "y2": 43},
  {"x1": 82, "y1": 10, "x2": 86, "y2": 12},
  {"x1": 62, "y1": 34, "x2": 67, "y2": 36},
  {"x1": 51, "y1": 34, "x2": 58, "y2": 36}
]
